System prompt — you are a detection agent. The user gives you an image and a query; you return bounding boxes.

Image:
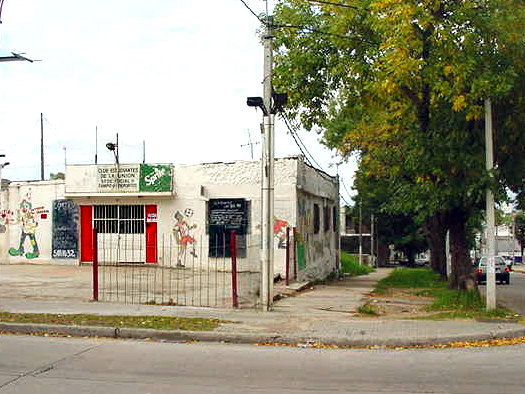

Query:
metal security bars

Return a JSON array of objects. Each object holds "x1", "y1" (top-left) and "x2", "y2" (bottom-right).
[{"x1": 93, "y1": 232, "x2": 261, "y2": 309}]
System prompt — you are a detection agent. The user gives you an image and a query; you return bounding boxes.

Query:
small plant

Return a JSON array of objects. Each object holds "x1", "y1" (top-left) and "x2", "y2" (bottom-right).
[{"x1": 357, "y1": 303, "x2": 378, "y2": 316}]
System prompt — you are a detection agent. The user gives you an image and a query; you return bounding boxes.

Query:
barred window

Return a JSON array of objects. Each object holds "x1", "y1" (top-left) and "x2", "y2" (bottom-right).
[{"x1": 93, "y1": 205, "x2": 144, "y2": 234}]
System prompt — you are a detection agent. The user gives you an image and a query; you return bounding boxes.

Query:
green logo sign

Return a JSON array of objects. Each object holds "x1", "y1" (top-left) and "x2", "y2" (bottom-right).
[{"x1": 139, "y1": 164, "x2": 172, "y2": 192}]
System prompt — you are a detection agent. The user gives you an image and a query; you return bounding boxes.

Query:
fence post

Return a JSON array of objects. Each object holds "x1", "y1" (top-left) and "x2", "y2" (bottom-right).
[
  {"x1": 285, "y1": 227, "x2": 290, "y2": 286},
  {"x1": 230, "y1": 230, "x2": 239, "y2": 308},
  {"x1": 92, "y1": 228, "x2": 99, "y2": 302},
  {"x1": 293, "y1": 227, "x2": 298, "y2": 280}
]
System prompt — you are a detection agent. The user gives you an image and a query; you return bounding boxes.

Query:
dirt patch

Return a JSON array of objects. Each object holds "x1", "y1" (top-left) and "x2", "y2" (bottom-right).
[{"x1": 360, "y1": 289, "x2": 436, "y2": 318}]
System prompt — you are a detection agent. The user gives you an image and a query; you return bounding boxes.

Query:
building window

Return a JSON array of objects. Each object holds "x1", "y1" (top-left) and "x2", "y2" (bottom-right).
[
  {"x1": 93, "y1": 205, "x2": 144, "y2": 234},
  {"x1": 324, "y1": 206, "x2": 330, "y2": 233},
  {"x1": 332, "y1": 206, "x2": 337, "y2": 232},
  {"x1": 314, "y1": 204, "x2": 320, "y2": 234}
]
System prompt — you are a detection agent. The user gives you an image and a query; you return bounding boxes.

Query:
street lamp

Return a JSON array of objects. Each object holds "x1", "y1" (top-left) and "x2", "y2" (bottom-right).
[{"x1": 0, "y1": 52, "x2": 35, "y2": 63}]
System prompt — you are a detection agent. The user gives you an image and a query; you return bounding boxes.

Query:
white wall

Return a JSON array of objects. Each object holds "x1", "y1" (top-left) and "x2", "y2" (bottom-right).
[{"x1": 1, "y1": 180, "x2": 65, "y2": 263}]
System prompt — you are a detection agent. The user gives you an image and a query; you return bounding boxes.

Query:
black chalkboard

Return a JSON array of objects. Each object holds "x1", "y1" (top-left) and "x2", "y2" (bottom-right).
[
  {"x1": 52, "y1": 199, "x2": 79, "y2": 259},
  {"x1": 208, "y1": 199, "x2": 248, "y2": 234},
  {"x1": 208, "y1": 199, "x2": 248, "y2": 258}
]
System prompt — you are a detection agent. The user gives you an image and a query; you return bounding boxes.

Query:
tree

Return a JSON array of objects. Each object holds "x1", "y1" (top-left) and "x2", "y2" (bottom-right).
[
  {"x1": 272, "y1": 0, "x2": 525, "y2": 289},
  {"x1": 515, "y1": 212, "x2": 525, "y2": 259},
  {"x1": 50, "y1": 172, "x2": 65, "y2": 180}
]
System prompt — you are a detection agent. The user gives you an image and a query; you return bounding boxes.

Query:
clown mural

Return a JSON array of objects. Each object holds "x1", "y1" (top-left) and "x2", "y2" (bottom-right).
[{"x1": 9, "y1": 198, "x2": 40, "y2": 259}]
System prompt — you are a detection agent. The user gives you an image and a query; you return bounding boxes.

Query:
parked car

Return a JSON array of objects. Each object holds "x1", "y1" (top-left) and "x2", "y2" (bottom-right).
[{"x1": 476, "y1": 256, "x2": 511, "y2": 285}]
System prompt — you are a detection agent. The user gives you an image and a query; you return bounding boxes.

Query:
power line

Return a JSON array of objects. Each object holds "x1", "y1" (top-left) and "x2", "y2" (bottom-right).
[
  {"x1": 340, "y1": 177, "x2": 354, "y2": 203},
  {"x1": 306, "y1": 0, "x2": 367, "y2": 11},
  {"x1": 280, "y1": 111, "x2": 324, "y2": 171},
  {"x1": 274, "y1": 23, "x2": 377, "y2": 45},
  {"x1": 238, "y1": 0, "x2": 266, "y2": 24}
]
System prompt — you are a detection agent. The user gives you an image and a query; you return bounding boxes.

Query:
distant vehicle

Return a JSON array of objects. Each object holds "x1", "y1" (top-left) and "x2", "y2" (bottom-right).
[{"x1": 476, "y1": 256, "x2": 511, "y2": 285}]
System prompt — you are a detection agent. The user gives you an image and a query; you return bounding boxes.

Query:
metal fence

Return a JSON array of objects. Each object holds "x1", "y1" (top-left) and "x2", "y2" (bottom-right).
[{"x1": 94, "y1": 232, "x2": 261, "y2": 309}]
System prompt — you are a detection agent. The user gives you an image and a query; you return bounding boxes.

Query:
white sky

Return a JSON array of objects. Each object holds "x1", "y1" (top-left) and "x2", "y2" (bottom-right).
[{"x1": 0, "y1": 0, "x2": 356, "y2": 203}]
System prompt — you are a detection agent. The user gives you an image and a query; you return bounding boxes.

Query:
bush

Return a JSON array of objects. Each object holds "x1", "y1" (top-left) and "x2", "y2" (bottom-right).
[{"x1": 340, "y1": 251, "x2": 374, "y2": 276}]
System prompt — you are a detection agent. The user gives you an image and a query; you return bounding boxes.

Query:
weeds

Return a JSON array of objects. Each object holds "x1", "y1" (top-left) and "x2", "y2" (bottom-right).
[{"x1": 340, "y1": 251, "x2": 375, "y2": 276}]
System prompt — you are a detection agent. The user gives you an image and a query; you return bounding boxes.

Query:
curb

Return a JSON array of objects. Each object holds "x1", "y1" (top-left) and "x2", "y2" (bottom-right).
[{"x1": 2, "y1": 322, "x2": 525, "y2": 348}]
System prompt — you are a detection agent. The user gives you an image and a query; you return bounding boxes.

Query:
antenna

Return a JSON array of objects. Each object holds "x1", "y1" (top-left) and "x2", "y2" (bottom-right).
[{"x1": 240, "y1": 129, "x2": 260, "y2": 160}]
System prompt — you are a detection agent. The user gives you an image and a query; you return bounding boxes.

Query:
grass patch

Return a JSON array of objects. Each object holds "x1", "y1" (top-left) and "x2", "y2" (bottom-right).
[
  {"x1": 0, "y1": 312, "x2": 225, "y2": 331},
  {"x1": 340, "y1": 251, "x2": 375, "y2": 276},
  {"x1": 373, "y1": 268, "x2": 522, "y2": 321}
]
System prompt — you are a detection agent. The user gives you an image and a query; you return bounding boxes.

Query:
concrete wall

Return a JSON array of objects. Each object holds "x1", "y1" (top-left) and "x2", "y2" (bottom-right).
[
  {"x1": 0, "y1": 180, "x2": 65, "y2": 264},
  {"x1": 295, "y1": 161, "x2": 339, "y2": 281}
]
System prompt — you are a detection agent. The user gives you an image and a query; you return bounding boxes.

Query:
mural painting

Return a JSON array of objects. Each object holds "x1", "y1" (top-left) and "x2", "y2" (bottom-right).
[
  {"x1": 0, "y1": 209, "x2": 15, "y2": 234},
  {"x1": 172, "y1": 208, "x2": 197, "y2": 266},
  {"x1": 273, "y1": 218, "x2": 289, "y2": 249},
  {"x1": 8, "y1": 196, "x2": 49, "y2": 259}
]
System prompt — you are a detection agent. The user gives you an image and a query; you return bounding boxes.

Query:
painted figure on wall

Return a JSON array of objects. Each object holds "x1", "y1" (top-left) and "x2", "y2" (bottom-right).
[
  {"x1": 172, "y1": 209, "x2": 197, "y2": 266},
  {"x1": 9, "y1": 198, "x2": 40, "y2": 259},
  {"x1": 274, "y1": 218, "x2": 289, "y2": 249}
]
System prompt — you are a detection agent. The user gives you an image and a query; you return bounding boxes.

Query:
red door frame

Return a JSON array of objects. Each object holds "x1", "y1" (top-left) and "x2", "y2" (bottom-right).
[
  {"x1": 80, "y1": 204, "x2": 157, "y2": 264},
  {"x1": 145, "y1": 204, "x2": 158, "y2": 263},
  {"x1": 79, "y1": 205, "x2": 94, "y2": 262}
]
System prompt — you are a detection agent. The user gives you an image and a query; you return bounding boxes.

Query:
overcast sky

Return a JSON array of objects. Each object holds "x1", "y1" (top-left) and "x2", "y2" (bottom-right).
[{"x1": 0, "y1": 0, "x2": 356, "y2": 203}]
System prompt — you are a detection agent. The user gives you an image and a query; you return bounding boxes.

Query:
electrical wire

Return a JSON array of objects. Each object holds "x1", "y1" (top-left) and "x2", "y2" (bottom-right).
[
  {"x1": 280, "y1": 111, "x2": 324, "y2": 170},
  {"x1": 238, "y1": 0, "x2": 266, "y2": 24},
  {"x1": 340, "y1": 177, "x2": 354, "y2": 203},
  {"x1": 305, "y1": 0, "x2": 368, "y2": 11},
  {"x1": 274, "y1": 23, "x2": 377, "y2": 45}
]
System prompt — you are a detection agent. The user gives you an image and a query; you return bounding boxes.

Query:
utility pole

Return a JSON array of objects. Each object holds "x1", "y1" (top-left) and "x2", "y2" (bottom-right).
[
  {"x1": 40, "y1": 113, "x2": 44, "y2": 180},
  {"x1": 246, "y1": 15, "x2": 286, "y2": 311},
  {"x1": 358, "y1": 201, "x2": 363, "y2": 265},
  {"x1": 95, "y1": 126, "x2": 98, "y2": 164},
  {"x1": 485, "y1": 98, "x2": 496, "y2": 310},
  {"x1": 261, "y1": 16, "x2": 275, "y2": 311},
  {"x1": 371, "y1": 213, "x2": 375, "y2": 267}
]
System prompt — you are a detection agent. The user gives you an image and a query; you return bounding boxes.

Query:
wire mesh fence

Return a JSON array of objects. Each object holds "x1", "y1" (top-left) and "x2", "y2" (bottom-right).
[{"x1": 95, "y1": 232, "x2": 261, "y2": 309}]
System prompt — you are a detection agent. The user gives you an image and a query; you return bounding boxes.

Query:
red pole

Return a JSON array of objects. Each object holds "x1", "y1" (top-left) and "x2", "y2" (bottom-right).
[
  {"x1": 230, "y1": 230, "x2": 239, "y2": 308},
  {"x1": 92, "y1": 228, "x2": 99, "y2": 302},
  {"x1": 293, "y1": 227, "x2": 298, "y2": 280},
  {"x1": 285, "y1": 227, "x2": 290, "y2": 285}
]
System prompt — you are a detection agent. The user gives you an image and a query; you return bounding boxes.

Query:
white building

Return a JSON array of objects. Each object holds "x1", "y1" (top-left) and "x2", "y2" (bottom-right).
[{"x1": 0, "y1": 157, "x2": 340, "y2": 281}]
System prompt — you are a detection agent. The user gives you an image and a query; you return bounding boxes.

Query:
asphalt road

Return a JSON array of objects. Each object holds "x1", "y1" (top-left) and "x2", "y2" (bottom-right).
[
  {"x1": 479, "y1": 269, "x2": 525, "y2": 316},
  {"x1": 1, "y1": 335, "x2": 525, "y2": 393}
]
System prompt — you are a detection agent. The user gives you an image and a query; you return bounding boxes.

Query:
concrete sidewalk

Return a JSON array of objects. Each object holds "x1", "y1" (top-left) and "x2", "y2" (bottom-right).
[{"x1": 1, "y1": 265, "x2": 525, "y2": 347}]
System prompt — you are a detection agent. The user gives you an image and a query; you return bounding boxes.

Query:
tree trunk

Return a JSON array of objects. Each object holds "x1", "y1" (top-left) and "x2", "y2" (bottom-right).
[
  {"x1": 447, "y1": 208, "x2": 476, "y2": 290},
  {"x1": 377, "y1": 242, "x2": 389, "y2": 267},
  {"x1": 423, "y1": 212, "x2": 447, "y2": 279}
]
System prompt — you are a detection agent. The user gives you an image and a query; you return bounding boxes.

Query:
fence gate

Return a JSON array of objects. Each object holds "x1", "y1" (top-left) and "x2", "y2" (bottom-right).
[{"x1": 93, "y1": 232, "x2": 261, "y2": 309}]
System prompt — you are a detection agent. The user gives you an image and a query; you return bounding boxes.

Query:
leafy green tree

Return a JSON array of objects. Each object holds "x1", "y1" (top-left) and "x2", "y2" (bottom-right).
[
  {"x1": 50, "y1": 172, "x2": 65, "y2": 180},
  {"x1": 273, "y1": 0, "x2": 525, "y2": 289},
  {"x1": 515, "y1": 212, "x2": 525, "y2": 259}
]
